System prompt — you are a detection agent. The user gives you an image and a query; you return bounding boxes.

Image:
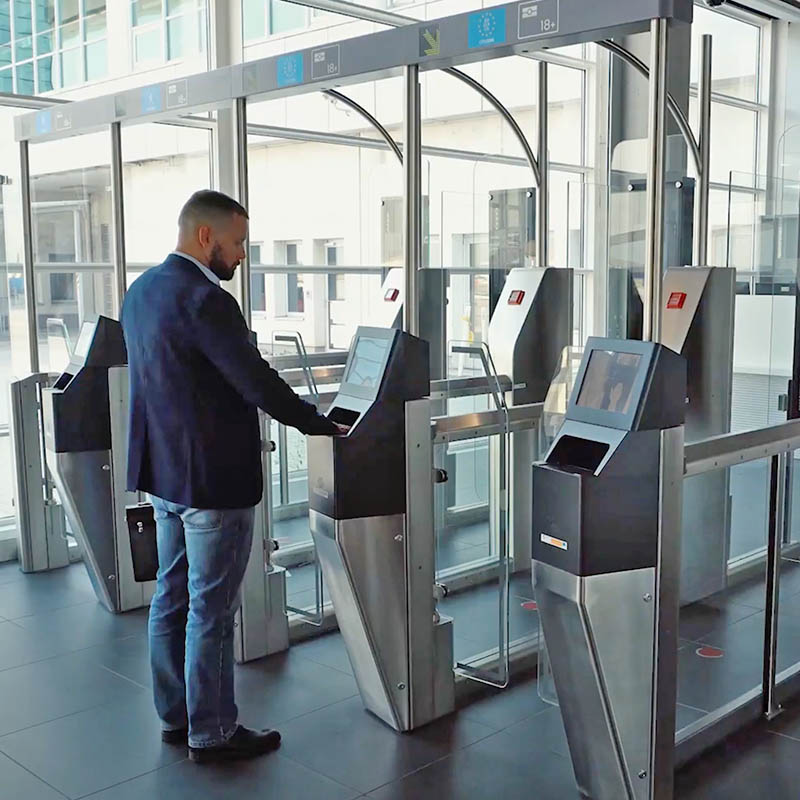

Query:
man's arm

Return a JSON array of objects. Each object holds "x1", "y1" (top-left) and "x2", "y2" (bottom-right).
[{"x1": 193, "y1": 288, "x2": 338, "y2": 435}]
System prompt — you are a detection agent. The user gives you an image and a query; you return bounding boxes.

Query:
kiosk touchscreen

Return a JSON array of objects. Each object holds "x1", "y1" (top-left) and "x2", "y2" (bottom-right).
[{"x1": 308, "y1": 325, "x2": 428, "y2": 521}]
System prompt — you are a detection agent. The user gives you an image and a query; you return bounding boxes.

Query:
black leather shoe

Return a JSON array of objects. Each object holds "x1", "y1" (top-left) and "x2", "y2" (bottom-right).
[
  {"x1": 161, "y1": 728, "x2": 188, "y2": 745},
  {"x1": 188, "y1": 725, "x2": 281, "y2": 764}
]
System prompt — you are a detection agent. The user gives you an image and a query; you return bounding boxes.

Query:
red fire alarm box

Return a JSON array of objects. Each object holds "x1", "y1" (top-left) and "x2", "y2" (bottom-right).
[
  {"x1": 666, "y1": 292, "x2": 687, "y2": 310},
  {"x1": 508, "y1": 290, "x2": 525, "y2": 306},
  {"x1": 384, "y1": 288, "x2": 399, "y2": 302}
]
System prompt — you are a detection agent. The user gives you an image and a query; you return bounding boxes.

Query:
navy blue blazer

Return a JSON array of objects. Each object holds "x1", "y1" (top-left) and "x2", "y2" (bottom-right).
[{"x1": 121, "y1": 254, "x2": 337, "y2": 509}]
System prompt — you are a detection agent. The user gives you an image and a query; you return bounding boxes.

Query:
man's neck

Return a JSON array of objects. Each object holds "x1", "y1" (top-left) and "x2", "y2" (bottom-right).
[{"x1": 175, "y1": 245, "x2": 208, "y2": 267}]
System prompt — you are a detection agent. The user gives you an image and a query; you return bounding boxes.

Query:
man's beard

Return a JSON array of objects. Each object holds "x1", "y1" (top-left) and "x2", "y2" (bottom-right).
[{"x1": 208, "y1": 243, "x2": 234, "y2": 281}]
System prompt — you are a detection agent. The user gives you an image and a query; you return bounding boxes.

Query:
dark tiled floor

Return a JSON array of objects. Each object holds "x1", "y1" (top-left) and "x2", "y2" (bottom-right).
[{"x1": 3, "y1": 558, "x2": 800, "y2": 798}]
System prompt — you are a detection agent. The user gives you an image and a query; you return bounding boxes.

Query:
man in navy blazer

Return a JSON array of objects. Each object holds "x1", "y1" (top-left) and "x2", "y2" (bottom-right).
[{"x1": 122, "y1": 190, "x2": 340, "y2": 764}]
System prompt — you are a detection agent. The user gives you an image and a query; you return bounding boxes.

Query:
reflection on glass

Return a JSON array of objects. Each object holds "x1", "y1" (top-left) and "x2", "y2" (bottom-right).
[
  {"x1": 85, "y1": 39, "x2": 106, "y2": 81},
  {"x1": 30, "y1": 133, "x2": 113, "y2": 372},
  {"x1": 691, "y1": 5, "x2": 760, "y2": 102},
  {"x1": 132, "y1": 0, "x2": 162, "y2": 26},
  {"x1": 576, "y1": 350, "x2": 641, "y2": 413},
  {"x1": 60, "y1": 46, "x2": 81, "y2": 86},
  {"x1": 122, "y1": 122, "x2": 213, "y2": 284},
  {"x1": 676, "y1": 463, "x2": 768, "y2": 738}
]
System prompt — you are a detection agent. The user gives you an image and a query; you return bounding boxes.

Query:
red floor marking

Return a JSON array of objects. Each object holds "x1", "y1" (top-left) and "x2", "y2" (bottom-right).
[
  {"x1": 521, "y1": 601, "x2": 538, "y2": 611},
  {"x1": 696, "y1": 646, "x2": 724, "y2": 659}
]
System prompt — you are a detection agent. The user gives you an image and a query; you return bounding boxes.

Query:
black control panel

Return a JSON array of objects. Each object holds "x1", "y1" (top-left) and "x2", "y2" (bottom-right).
[
  {"x1": 532, "y1": 338, "x2": 685, "y2": 576},
  {"x1": 307, "y1": 326, "x2": 429, "y2": 520},
  {"x1": 43, "y1": 316, "x2": 127, "y2": 453}
]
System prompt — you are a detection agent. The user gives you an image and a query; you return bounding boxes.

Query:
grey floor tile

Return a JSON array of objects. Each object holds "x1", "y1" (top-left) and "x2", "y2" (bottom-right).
[
  {"x1": 0, "y1": 650, "x2": 146, "y2": 737},
  {"x1": 503, "y1": 704, "x2": 569, "y2": 758},
  {"x1": 12, "y1": 601, "x2": 149, "y2": 654},
  {"x1": 79, "y1": 635, "x2": 152, "y2": 689},
  {"x1": 293, "y1": 632, "x2": 354, "y2": 676},
  {"x1": 440, "y1": 585, "x2": 539, "y2": 651},
  {"x1": 278, "y1": 696, "x2": 495, "y2": 794},
  {"x1": 0, "y1": 577, "x2": 96, "y2": 620},
  {"x1": 0, "y1": 694, "x2": 184, "y2": 799},
  {"x1": 0, "y1": 751, "x2": 66, "y2": 800},
  {"x1": 0, "y1": 561, "x2": 26, "y2": 587},
  {"x1": 234, "y1": 648, "x2": 359, "y2": 728},
  {"x1": 459, "y1": 675, "x2": 548, "y2": 731},
  {"x1": 0, "y1": 621, "x2": 71, "y2": 672},
  {"x1": 367, "y1": 727, "x2": 578, "y2": 800},
  {"x1": 679, "y1": 599, "x2": 761, "y2": 643},
  {"x1": 82, "y1": 752, "x2": 360, "y2": 800},
  {"x1": 676, "y1": 726, "x2": 800, "y2": 800}
]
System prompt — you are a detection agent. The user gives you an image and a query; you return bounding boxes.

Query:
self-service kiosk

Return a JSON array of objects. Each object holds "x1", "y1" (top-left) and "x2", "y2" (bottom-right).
[
  {"x1": 533, "y1": 338, "x2": 686, "y2": 800},
  {"x1": 307, "y1": 326, "x2": 455, "y2": 731},
  {"x1": 42, "y1": 316, "x2": 154, "y2": 613}
]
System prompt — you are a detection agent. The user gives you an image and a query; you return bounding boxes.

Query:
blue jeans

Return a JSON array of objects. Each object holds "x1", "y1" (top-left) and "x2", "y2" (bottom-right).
[{"x1": 148, "y1": 495, "x2": 254, "y2": 748}]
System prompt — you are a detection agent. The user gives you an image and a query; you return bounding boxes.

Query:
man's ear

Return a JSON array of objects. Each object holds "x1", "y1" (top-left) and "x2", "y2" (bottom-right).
[{"x1": 197, "y1": 224, "x2": 212, "y2": 248}]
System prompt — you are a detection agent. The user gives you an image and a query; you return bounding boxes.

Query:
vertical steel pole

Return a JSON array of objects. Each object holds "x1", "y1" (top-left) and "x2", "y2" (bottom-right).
[
  {"x1": 651, "y1": 425, "x2": 684, "y2": 800},
  {"x1": 537, "y1": 60, "x2": 549, "y2": 269},
  {"x1": 694, "y1": 34, "x2": 712, "y2": 266},
  {"x1": 643, "y1": 18, "x2": 669, "y2": 343},
  {"x1": 20, "y1": 140, "x2": 39, "y2": 373},
  {"x1": 763, "y1": 452, "x2": 786, "y2": 720},
  {"x1": 110, "y1": 122, "x2": 127, "y2": 317},
  {"x1": 235, "y1": 98, "x2": 252, "y2": 326},
  {"x1": 403, "y1": 64, "x2": 421, "y2": 336}
]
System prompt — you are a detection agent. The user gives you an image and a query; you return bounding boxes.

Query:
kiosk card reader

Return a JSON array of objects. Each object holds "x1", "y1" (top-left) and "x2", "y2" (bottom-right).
[
  {"x1": 42, "y1": 316, "x2": 155, "y2": 613},
  {"x1": 307, "y1": 326, "x2": 455, "y2": 731},
  {"x1": 533, "y1": 338, "x2": 686, "y2": 800}
]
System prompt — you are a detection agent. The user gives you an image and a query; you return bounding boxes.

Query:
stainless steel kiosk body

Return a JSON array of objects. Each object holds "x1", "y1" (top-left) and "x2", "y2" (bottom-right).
[
  {"x1": 10, "y1": 373, "x2": 69, "y2": 572},
  {"x1": 488, "y1": 267, "x2": 573, "y2": 569},
  {"x1": 307, "y1": 326, "x2": 455, "y2": 731},
  {"x1": 533, "y1": 337, "x2": 686, "y2": 800},
  {"x1": 42, "y1": 316, "x2": 155, "y2": 613}
]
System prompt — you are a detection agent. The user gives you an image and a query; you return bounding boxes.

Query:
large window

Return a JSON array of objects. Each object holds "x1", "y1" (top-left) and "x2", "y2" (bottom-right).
[
  {"x1": 688, "y1": 3, "x2": 770, "y2": 272},
  {"x1": 131, "y1": 0, "x2": 206, "y2": 68},
  {"x1": 243, "y1": 0, "x2": 351, "y2": 42},
  {"x1": 0, "y1": 0, "x2": 107, "y2": 93}
]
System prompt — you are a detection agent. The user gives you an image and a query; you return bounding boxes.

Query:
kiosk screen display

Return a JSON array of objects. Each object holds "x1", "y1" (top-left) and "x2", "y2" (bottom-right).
[
  {"x1": 73, "y1": 323, "x2": 96, "y2": 360},
  {"x1": 345, "y1": 336, "x2": 391, "y2": 389},
  {"x1": 576, "y1": 350, "x2": 642, "y2": 414}
]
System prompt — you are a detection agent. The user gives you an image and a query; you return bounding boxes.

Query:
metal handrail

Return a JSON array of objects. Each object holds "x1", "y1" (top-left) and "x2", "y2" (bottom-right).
[
  {"x1": 432, "y1": 403, "x2": 543, "y2": 445},
  {"x1": 684, "y1": 419, "x2": 800, "y2": 477}
]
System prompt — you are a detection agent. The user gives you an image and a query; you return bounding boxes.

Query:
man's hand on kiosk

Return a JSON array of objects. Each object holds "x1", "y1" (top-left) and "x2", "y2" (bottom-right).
[{"x1": 334, "y1": 424, "x2": 350, "y2": 436}]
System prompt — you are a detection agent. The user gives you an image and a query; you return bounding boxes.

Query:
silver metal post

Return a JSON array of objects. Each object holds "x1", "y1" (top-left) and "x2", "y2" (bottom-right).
[
  {"x1": 694, "y1": 34, "x2": 712, "y2": 266},
  {"x1": 19, "y1": 140, "x2": 39, "y2": 373},
  {"x1": 537, "y1": 61, "x2": 549, "y2": 268},
  {"x1": 643, "y1": 18, "x2": 669, "y2": 343},
  {"x1": 650, "y1": 425, "x2": 684, "y2": 800},
  {"x1": 235, "y1": 98, "x2": 252, "y2": 326},
  {"x1": 110, "y1": 122, "x2": 127, "y2": 317},
  {"x1": 763, "y1": 452, "x2": 786, "y2": 720},
  {"x1": 403, "y1": 64, "x2": 421, "y2": 337}
]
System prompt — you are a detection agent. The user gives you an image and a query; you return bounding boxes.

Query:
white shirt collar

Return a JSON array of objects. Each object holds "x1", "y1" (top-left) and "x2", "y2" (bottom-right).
[{"x1": 172, "y1": 251, "x2": 220, "y2": 286}]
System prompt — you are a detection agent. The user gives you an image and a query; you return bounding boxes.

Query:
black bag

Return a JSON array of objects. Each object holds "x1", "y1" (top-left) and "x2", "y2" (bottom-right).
[{"x1": 126, "y1": 504, "x2": 159, "y2": 582}]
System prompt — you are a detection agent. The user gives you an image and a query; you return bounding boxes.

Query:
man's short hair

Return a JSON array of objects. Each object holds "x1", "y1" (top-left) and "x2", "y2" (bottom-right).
[{"x1": 178, "y1": 190, "x2": 249, "y2": 232}]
